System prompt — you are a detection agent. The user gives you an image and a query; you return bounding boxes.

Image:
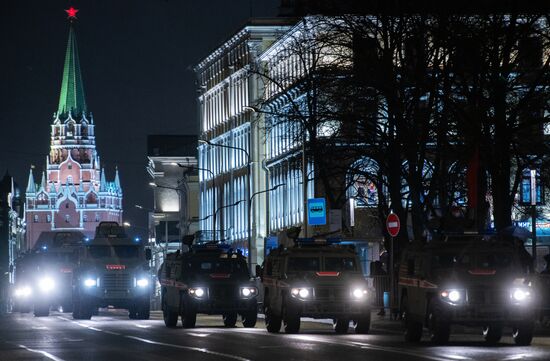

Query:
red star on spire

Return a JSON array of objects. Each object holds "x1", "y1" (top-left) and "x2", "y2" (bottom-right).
[{"x1": 65, "y1": 7, "x2": 79, "y2": 20}]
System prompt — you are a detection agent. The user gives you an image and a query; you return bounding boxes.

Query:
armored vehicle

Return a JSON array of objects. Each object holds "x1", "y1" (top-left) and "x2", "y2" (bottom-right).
[
  {"x1": 399, "y1": 235, "x2": 536, "y2": 345},
  {"x1": 12, "y1": 231, "x2": 85, "y2": 316},
  {"x1": 260, "y1": 239, "x2": 373, "y2": 334},
  {"x1": 72, "y1": 222, "x2": 152, "y2": 320},
  {"x1": 158, "y1": 242, "x2": 258, "y2": 328}
]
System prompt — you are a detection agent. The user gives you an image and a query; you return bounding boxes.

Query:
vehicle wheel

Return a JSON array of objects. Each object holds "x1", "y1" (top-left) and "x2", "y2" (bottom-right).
[
  {"x1": 128, "y1": 307, "x2": 138, "y2": 319},
  {"x1": 513, "y1": 322, "x2": 534, "y2": 346},
  {"x1": 61, "y1": 303, "x2": 73, "y2": 313},
  {"x1": 223, "y1": 312, "x2": 238, "y2": 327},
  {"x1": 483, "y1": 325, "x2": 502, "y2": 344},
  {"x1": 428, "y1": 309, "x2": 450, "y2": 345},
  {"x1": 34, "y1": 303, "x2": 50, "y2": 317},
  {"x1": 265, "y1": 305, "x2": 282, "y2": 333},
  {"x1": 137, "y1": 301, "x2": 150, "y2": 320},
  {"x1": 353, "y1": 312, "x2": 371, "y2": 334},
  {"x1": 162, "y1": 299, "x2": 178, "y2": 328},
  {"x1": 333, "y1": 319, "x2": 349, "y2": 334},
  {"x1": 73, "y1": 300, "x2": 92, "y2": 320},
  {"x1": 401, "y1": 296, "x2": 422, "y2": 342},
  {"x1": 182, "y1": 310, "x2": 197, "y2": 328},
  {"x1": 242, "y1": 305, "x2": 258, "y2": 328},
  {"x1": 92, "y1": 307, "x2": 99, "y2": 316},
  {"x1": 283, "y1": 305, "x2": 301, "y2": 334}
]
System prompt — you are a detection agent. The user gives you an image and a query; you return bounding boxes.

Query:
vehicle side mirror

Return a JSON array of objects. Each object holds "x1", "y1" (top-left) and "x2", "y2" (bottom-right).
[
  {"x1": 145, "y1": 248, "x2": 152, "y2": 261},
  {"x1": 255, "y1": 265, "x2": 263, "y2": 279}
]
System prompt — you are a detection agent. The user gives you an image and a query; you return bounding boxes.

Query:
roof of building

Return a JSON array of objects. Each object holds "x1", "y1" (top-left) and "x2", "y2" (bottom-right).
[
  {"x1": 57, "y1": 23, "x2": 87, "y2": 117},
  {"x1": 147, "y1": 135, "x2": 198, "y2": 158}
]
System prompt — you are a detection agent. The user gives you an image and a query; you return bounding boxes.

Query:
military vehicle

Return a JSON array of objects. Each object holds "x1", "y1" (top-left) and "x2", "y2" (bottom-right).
[
  {"x1": 158, "y1": 242, "x2": 258, "y2": 328},
  {"x1": 399, "y1": 235, "x2": 536, "y2": 345},
  {"x1": 72, "y1": 222, "x2": 152, "y2": 320},
  {"x1": 11, "y1": 252, "x2": 36, "y2": 313},
  {"x1": 11, "y1": 231, "x2": 85, "y2": 316},
  {"x1": 260, "y1": 239, "x2": 373, "y2": 334}
]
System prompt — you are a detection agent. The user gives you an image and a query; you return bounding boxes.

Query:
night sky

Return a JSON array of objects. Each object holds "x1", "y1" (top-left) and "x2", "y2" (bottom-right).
[{"x1": 0, "y1": 0, "x2": 280, "y2": 234}]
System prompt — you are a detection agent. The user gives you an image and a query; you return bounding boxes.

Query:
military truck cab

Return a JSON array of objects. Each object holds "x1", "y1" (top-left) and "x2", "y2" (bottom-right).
[
  {"x1": 260, "y1": 239, "x2": 373, "y2": 334},
  {"x1": 399, "y1": 236, "x2": 536, "y2": 345},
  {"x1": 72, "y1": 222, "x2": 152, "y2": 320},
  {"x1": 158, "y1": 242, "x2": 258, "y2": 328}
]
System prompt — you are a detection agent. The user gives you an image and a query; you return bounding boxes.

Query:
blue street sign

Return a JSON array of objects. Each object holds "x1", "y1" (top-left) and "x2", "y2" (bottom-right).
[{"x1": 308, "y1": 198, "x2": 326, "y2": 226}]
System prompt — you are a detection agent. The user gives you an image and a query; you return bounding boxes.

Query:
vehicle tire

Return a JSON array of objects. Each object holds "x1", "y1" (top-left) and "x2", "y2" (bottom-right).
[
  {"x1": 182, "y1": 310, "x2": 197, "y2": 328},
  {"x1": 137, "y1": 301, "x2": 150, "y2": 320},
  {"x1": 333, "y1": 319, "x2": 349, "y2": 334},
  {"x1": 223, "y1": 312, "x2": 238, "y2": 327},
  {"x1": 483, "y1": 325, "x2": 502, "y2": 344},
  {"x1": 283, "y1": 304, "x2": 301, "y2": 334},
  {"x1": 61, "y1": 303, "x2": 73, "y2": 313},
  {"x1": 34, "y1": 303, "x2": 50, "y2": 317},
  {"x1": 162, "y1": 299, "x2": 178, "y2": 328},
  {"x1": 401, "y1": 296, "x2": 423, "y2": 342},
  {"x1": 242, "y1": 307, "x2": 258, "y2": 328},
  {"x1": 92, "y1": 307, "x2": 99, "y2": 316},
  {"x1": 513, "y1": 322, "x2": 534, "y2": 346},
  {"x1": 128, "y1": 307, "x2": 138, "y2": 319},
  {"x1": 265, "y1": 305, "x2": 282, "y2": 333},
  {"x1": 428, "y1": 309, "x2": 450, "y2": 345},
  {"x1": 353, "y1": 312, "x2": 371, "y2": 334}
]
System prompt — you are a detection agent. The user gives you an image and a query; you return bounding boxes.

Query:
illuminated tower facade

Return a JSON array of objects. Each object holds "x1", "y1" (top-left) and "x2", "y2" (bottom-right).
[{"x1": 24, "y1": 8, "x2": 122, "y2": 249}]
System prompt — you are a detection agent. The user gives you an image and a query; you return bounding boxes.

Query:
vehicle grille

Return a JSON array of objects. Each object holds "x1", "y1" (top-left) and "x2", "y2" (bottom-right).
[
  {"x1": 314, "y1": 287, "x2": 349, "y2": 301},
  {"x1": 209, "y1": 285, "x2": 236, "y2": 299},
  {"x1": 102, "y1": 273, "x2": 131, "y2": 290},
  {"x1": 467, "y1": 289, "x2": 508, "y2": 305}
]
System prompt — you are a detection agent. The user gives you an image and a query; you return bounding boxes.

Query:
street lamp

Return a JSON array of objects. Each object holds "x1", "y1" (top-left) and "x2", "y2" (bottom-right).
[
  {"x1": 173, "y1": 162, "x2": 217, "y2": 241},
  {"x1": 199, "y1": 139, "x2": 251, "y2": 249},
  {"x1": 248, "y1": 183, "x2": 286, "y2": 274}
]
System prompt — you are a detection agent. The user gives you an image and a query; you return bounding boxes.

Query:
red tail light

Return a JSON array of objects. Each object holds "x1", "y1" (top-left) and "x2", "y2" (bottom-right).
[
  {"x1": 316, "y1": 272, "x2": 340, "y2": 277},
  {"x1": 209, "y1": 273, "x2": 230, "y2": 279},
  {"x1": 106, "y1": 264, "x2": 126, "y2": 270}
]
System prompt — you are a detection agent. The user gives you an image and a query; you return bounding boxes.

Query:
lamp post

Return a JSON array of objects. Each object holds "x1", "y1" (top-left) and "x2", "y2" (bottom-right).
[
  {"x1": 174, "y1": 163, "x2": 216, "y2": 241},
  {"x1": 248, "y1": 183, "x2": 286, "y2": 274},
  {"x1": 199, "y1": 139, "x2": 251, "y2": 259}
]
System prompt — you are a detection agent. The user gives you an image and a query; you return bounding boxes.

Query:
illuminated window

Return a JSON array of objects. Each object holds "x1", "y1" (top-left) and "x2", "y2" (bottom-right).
[
  {"x1": 34, "y1": 215, "x2": 39, "y2": 223},
  {"x1": 65, "y1": 214, "x2": 70, "y2": 223}
]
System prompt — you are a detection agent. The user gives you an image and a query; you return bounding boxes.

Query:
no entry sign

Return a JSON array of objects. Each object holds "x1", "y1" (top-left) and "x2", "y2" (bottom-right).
[{"x1": 386, "y1": 213, "x2": 400, "y2": 237}]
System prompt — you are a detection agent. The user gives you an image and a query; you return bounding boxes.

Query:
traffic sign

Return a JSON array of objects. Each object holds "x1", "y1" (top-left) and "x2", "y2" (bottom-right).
[
  {"x1": 307, "y1": 198, "x2": 326, "y2": 226},
  {"x1": 386, "y1": 213, "x2": 400, "y2": 237}
]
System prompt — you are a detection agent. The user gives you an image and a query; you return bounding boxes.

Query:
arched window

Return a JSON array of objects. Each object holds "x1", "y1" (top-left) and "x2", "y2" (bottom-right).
[
  {"x1": 65, "y1": 214, "x2": 70, "y2": 223},
  {"x1": 33, "y1": 215, "x2": 39, "y2": 223},
  {"x1": 347, "y1": 157, "x2": 381, "y2": 207}
]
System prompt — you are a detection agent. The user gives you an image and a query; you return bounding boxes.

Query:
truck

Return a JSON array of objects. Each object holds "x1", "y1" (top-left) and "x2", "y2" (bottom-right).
[
  {"x1": 158, "y1": 242, "x2": 258, "y2": 328},
  {"x1": 72, "y1": 222, "x2": 152, "y2": 320},
  {"x1": 259, "y1": 239, "x2": 373, "y2": 334},
  {"x1": 399, "y1": 235, "x2": 536, "y2": 345},
  {"x1": 12, "y1": 231, "x2": 85, "y2": 317}
]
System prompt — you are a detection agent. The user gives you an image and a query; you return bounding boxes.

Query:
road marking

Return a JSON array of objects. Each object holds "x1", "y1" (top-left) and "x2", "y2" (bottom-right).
[
  {"x1": 502, "y1": 355, "x2": 529, "y2": 360},
  {"x1": 124, "y1": 335, "x2": 251, "y2": 361},
  {"x1": 135, "y1": 324, "x2": 151, "y2": 328},
  {"x1": 56, "y1": 315, "x2": 250, "y2": 361},
  {"x1": 187, "y1": 332, "x2": 210, "y2": 337},
  {"x1": 16, "y1": 344, "x2": 66, "y2": 361},
  {"x1": 443, "y1": 355, "x2": 471, "y2": 360},
  {"x1": 32, "y1": 326, "x2": 48, "y2": 330}
]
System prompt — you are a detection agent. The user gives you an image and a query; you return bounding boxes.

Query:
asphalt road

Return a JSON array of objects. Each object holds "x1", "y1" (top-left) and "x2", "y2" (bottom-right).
[{"x1": 1, "y1": 310, "x2": 550, "y2": 361}]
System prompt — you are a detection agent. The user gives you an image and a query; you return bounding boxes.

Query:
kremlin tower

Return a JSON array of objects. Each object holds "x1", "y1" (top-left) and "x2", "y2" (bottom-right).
[{"x1": 25, "y1": 8, "x2": 123, "y2": 249}]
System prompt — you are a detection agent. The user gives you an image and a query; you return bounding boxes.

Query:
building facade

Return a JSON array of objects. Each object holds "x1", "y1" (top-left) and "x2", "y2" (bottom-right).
[
  {"x1": 25, "y1": 14, "x2": 122, "y2": 249},
  {"x1": 195, "y1": 20, "x2": 295, "y2": 271}
]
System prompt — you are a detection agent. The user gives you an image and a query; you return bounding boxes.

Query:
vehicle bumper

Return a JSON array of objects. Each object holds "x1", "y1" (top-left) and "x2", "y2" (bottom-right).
[
  {"x1": 80, "y1": 287, "x2": 150, "y2": 308},
  {"x1": 189, "y1": 297, "x2": 257, "y2": 314},
  {"x1": 289, "y1": 299, "x2": 371, "y2": 319},
  {"x1": 440, "y1": 303, "x2": 535, "y2": 325}
]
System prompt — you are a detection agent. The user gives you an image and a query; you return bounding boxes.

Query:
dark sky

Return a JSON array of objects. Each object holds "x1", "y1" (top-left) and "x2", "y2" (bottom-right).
[{"x1": 0, "y1": 0, "x2": 280, "y2": 233}]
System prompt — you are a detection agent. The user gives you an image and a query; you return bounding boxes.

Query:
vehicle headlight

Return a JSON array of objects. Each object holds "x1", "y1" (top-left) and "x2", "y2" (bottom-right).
[
  {"x1": 38, "y1": 277, "x2": 55, "y2": 292},
  {"x1": 14, "y1": 286, "x2": 32, "y2": 298},
  {"x1": 84, "y1": 278, "x2": 97, "y2": 287},
  {"x1": 440, "y1": 289, "x2": 464, "y2": 305},
  {"x1": 352, "y1": 287, "x2": 368, "y2": 300},
  {"x1": 511, "y1": 288, "x2": 531, "y2": 303},
  {"x1": 291, "y1": 287, "x2": 312, "y2": 300},
  {"x1": 240, "y1": 287, "x2": 257, "y2": 298},
  {"x1": 189, "y1": 287, "x2": 206, "y2": 298},
  {"x1": 136, "y1": 278, "x2": 149, "y2": 287}
]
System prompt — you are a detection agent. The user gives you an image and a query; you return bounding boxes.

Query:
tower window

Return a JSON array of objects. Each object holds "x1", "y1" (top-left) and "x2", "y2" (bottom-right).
[
  {"x1": 95, "y1": 213, "x2": 100, "y2": 222},
  {"x1": 34, "y1": 215, "x2": 39, "y2": 223},
  {"x1": 83, "y1": 214, "x2": 88, "y2": 222},
  {"x1": 65, "y1": 214, "x2": 70, "y2": 223},
  {"x1": 68, "y1": 163, "x2": 72, "y2": 170},
  {"x1": 47, "y1": 214, "x2": 51, "y2": 222}
]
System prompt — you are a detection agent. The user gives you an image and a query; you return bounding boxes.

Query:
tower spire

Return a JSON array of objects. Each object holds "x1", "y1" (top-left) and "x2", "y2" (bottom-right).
[
  {"x1": 57, "y1": 7, "x2": 87, "y2": 118},
  {"x1": 114, "y1": 166, "x2": 121, "y2": 191},
  {"x1": 26, "y1": 167, "x2": 36, "y2": 193}
]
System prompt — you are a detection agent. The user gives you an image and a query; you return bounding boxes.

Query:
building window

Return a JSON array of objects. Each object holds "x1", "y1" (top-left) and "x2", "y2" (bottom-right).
[
  {"x1": 65, "y1": 214, "x2": 70, "y2": 223},
  {"x1": 33, "y1": 215, "x2": 39, "y2": 223},
  {"x1": 83, "y1": 214, "x2": 88, "y2": 222},
  {"x1": 68, "y1": 163, "x2": 72, "y2": 170},
  {"x1": 95, "y1": 213, "x2": 100, "y2": 222},
  {"x1": 47, "y1": 214, "x2": 51, "y2": 222}
]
